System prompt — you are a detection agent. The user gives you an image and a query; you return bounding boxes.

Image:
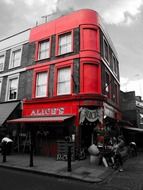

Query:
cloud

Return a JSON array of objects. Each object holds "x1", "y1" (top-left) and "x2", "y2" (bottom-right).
[
  {"x1": 120, "y1": 76, "x2": 143, "y2": 99},
  {"x1": 56, "y1": 0, "x2": 143, "y2": 25}
]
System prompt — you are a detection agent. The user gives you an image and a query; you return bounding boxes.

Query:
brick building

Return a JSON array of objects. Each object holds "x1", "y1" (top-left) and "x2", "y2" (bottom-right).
[{"x1": 2, "y1": 9, "x2": 121, "y2": 158}]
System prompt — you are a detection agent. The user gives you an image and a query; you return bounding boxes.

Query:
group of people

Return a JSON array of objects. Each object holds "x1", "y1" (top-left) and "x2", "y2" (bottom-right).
[{"x1": 99, "y1": 135, "x2": 129, "y2": 172}]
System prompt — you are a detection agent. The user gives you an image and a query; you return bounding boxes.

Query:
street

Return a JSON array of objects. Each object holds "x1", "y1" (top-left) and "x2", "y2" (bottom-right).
[{"x1": 0, "y1": 154, "x2": 143, "y2": 190}]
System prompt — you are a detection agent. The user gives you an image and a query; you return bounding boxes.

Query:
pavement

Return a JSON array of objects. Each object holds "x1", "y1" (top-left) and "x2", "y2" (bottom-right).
[{"x1": 0, "y1": 153, "x2": 114, "y2": 183}]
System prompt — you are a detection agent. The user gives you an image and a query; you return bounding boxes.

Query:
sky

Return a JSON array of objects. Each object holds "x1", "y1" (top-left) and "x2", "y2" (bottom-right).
[{"x1": 0, "y1": 0, "x2": 143, "y2": 99}]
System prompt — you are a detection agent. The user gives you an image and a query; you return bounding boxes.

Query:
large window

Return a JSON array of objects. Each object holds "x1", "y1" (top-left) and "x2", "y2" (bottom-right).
[
  {"x1": 9, "y1": 47, "x2": 22, "y2": 69},
  {"x1": 58, "y1": 33, "x2": 72, "y2": 55},
  {"x1": 112, "y1": 54, "x2": 118, "y2": 75},
  {"x1": 105, "y1": 72, "x2": 110, "y2": 96},
  {"x1": 38, "y1": 40, "x2": 50, "y2": 60},
  {"x1": 57, "y1": 67, "x2": 71, "y2": 95},
  {"x1": 6, "y1": 75, "x2": 19, "y2": 100},
  {"x1": 103, "y1": 38, "x2": 109, "y2": 63},
  {"x1": 113, "y1": 82, "x2": 118, "y2": 103},
  {"x1": 0, "y1": 78, "x2": 2, "y2": 97},
  {"x1": 36, "y1": 72, "x2": 48, "y2": 97},
  {"x1": 0, "y1": 54, "x2": 5, "y2": 71}
]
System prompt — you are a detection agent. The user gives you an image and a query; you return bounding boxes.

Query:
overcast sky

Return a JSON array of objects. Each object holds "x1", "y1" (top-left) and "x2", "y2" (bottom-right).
[{"x1": 0, "y1": 0, "x2": 143, "y2": 99}]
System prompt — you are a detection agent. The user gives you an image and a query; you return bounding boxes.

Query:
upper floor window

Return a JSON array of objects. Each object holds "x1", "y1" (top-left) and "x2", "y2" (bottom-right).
[
  {"x1": 58, "y1": 33, "x2": 72, "y2": 55},
  {"x1": 36, "y1": 72, "x2": 48, "y2": 97},
  {"x1": 9, "y1": 47, "x2": 22, "y2": 69},
  {"x1": 113, "y1": 82, "x2": 118, "y2": 104},
  {"x1": 38, "y1": 40, "x2": 50, "y2": 60},
  {"x1": 0, "y1": 54, "x2": 5, "y2": 71},
  {"x1": 103, "y1": 38, "x2": 109, "y2": 63},
  {"x1": 6, "y1": 74, "x2": 19, "y2": 101},
  {"x1": 112, "y1": 54, "x2": 118, "y2": 75},
  {"x1": 57, "y1": 67, "x2": 71, "y2": 95},
  {"x1": 0, "y1": 78, "x2": 2, "y2": 97},
  {"x1": 105, "y1": 72, "x2": 110, "y2": 97}
]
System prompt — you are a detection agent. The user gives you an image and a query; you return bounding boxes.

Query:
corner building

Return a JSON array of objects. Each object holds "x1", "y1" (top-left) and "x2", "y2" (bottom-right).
[{"x1": 9, "y1": 9, "x2": 121, "y2": 158}]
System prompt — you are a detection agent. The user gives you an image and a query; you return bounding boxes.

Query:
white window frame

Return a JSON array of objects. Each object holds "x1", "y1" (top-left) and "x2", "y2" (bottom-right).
[
  {"x1": 9, "y1": 46, "x2": 22, "y2": 69},
  {"x1": 6, "y1": 74, "x2": 19, "y2": 101},
  {"x1": 57, "y1": 67, "x2": 71, "y2": 95},
  {"x1": 58, "y1": 33, "x2": 72, "y2": 55},
  {"x1": 38, "y1": 40, "x2": 50, "y2": 60},
  {"x1": 0, "y1": 52, "x2": 6, "y2": 72},
  {"x1": 35, "y1": 72, "x2": 48, "y2": 98},
  {"x1": 0, "y1": 78, "x2": 3, "y2": 98}
]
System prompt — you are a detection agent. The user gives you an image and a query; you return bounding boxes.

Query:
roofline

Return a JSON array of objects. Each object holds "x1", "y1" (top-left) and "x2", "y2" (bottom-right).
[{"x1": 0, "y1": 28, "x2": 31, "y2": 42}]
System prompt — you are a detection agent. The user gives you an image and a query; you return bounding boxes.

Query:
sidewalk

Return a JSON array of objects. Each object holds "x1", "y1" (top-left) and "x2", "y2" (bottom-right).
[{"x1": 0, "y1": 154, "x2": 114, "y2": 183}]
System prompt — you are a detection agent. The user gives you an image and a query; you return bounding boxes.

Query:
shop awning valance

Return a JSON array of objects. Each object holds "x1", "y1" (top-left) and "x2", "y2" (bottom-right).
[
  {"x1": 7, "y1": 115, "x2": 74, "y2": 123},
  {"x1": 0, "y1": 101, "x2": 20, "y2": 126}
]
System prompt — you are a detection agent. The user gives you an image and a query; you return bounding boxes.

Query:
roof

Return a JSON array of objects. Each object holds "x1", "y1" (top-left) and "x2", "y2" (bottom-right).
[{"x1": 0, "y1": 101, "x2": 20, "y2": 126}]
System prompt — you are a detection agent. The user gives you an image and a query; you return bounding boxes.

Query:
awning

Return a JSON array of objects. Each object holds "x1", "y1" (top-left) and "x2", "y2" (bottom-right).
[
  {"x1": 0, "y1": 101, "x2": 20, "y2": 126},
  {"x1": 7, "y1": 115, "x2": 74, "y2": 123},
  {"x1": 123, "y1": 126, "x2": 143, "y2": 133}
]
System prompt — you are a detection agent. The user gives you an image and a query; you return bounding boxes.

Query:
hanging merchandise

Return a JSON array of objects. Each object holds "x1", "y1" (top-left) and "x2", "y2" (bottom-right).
[{"x1": 79, "y1": 107, "x2": 103, "y2": 124}]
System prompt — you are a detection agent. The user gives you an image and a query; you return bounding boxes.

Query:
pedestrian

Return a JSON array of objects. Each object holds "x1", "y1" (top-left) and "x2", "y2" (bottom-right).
[{"x1": 113, "y1": 135, "x2": 126, "y2": 172}]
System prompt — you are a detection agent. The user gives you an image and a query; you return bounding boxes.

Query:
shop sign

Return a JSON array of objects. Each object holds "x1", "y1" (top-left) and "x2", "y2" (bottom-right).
[
  {"x1": 30, "y1": 107, "x2": 64, "y2": 116},
  {"x1": 104, "y1": 103, "x2": 115, "y2": 118}
]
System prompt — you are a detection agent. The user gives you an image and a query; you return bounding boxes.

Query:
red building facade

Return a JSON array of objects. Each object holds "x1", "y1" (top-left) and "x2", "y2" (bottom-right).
[{"x1": 9, "y1": 9, "x2": 121, "y2": 157}]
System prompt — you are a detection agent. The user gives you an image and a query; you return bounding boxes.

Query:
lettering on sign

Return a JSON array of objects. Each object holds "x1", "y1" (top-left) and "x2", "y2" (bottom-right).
[{"x1": 31, "y1": 108, "x2": 64, "y2": 116}]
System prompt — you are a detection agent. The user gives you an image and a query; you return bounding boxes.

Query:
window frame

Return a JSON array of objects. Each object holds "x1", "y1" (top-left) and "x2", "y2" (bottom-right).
[
  {"x1": 32, "y1": 66, "x2": 49, "y2": 98},
  {"x1": 35, "y1": 71, "x2": 48, "y2": 98},
  {"x1": 103, "y1": 37, "x2": 109, "y2": 64},
  {"x1": 56, "y1": 30, "x2": 73, "y2": 56},
  {"x1": 112, "y1": 53, "x2": 118, "y2": 76},
  {"x1": 0, "y1": 78, "x2": 3, "y2": 98},
  {"x1": 54, "y1": 61, "x2": 73, "y2": 96},
  {"x1": 9, "y1": 46, "x2": 22, "y2": 69},
  {"x1": 36, "y1": 38, "x2": 51, "y2": 61},
  {"x1": 112, "y1": 81, "x2": 118, "y2": 104},
  {"x1": 6, "y1": 74, "x2": 19, "y2": 101},
  {"x1": 0, "y1": 52, "x2": 6, "y2": 72},
  {"x1": 104, "y1": 71, "x2": 111, "y2": 97}
]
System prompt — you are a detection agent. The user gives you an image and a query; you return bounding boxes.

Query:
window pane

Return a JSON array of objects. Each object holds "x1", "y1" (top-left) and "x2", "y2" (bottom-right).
[
  {"x1": 9, "y1": 78, "x2": 18, "y2": 100},
  {"x1": 38, "y1": 41, "x2": 50, "y2": 60},
  {"x1": 0, "y1": 55, "x2": 4, "y2": 71},
  {"x1": 0, "y1": 79, "x2": 2, "y2": 97},
  {"x1": 57, "y1": 67, "x2": 71, "y2": 95},
  {"x1": 58, "y1": 33, "x2": 72, "y2": 55},
  {"x1": 36, "y1": 72, "x2": 48, "y2": 97},
  {"x1": 11, "y1": 49, "x2": 21, "y2": 68}
]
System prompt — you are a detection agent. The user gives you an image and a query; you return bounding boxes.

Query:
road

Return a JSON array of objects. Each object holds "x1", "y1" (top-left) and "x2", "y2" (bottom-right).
[{"x1": 0, "y1": 154, "x2": 143, "y2": 190}]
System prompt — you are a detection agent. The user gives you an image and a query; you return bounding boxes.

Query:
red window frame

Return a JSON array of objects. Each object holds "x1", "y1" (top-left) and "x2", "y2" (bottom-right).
[
  {"x1": 32, "y1": 65, "x2": 49, "y2": 98},
  {"x1": 35, "y1": 37, "x2": 51, "y2": 61},
  {"x1": 55, "y1": 30, "x2": 74, "y2": 56},
  {"x1": 54, "y1": 61, "x2": 73, "y2": 96}
]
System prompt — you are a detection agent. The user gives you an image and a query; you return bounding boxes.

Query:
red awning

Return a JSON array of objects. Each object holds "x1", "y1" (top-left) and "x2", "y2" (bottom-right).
[{"x1": 7, "y1": 116, "x2": 74, "y2": 123}]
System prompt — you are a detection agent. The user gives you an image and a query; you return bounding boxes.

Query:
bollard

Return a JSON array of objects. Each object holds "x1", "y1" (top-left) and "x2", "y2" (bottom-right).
[
  {"x1": 2, "y1": 142, "x2": 7, "y2": 163},
  {"x1": 67, "y1": 144, "x2": 72, "y2": 172}
]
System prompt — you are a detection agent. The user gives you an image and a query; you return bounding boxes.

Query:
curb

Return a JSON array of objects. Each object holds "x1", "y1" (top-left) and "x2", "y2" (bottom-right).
[{"x1": 0, "y1": 163, "x2": 106, "y2": 183}]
